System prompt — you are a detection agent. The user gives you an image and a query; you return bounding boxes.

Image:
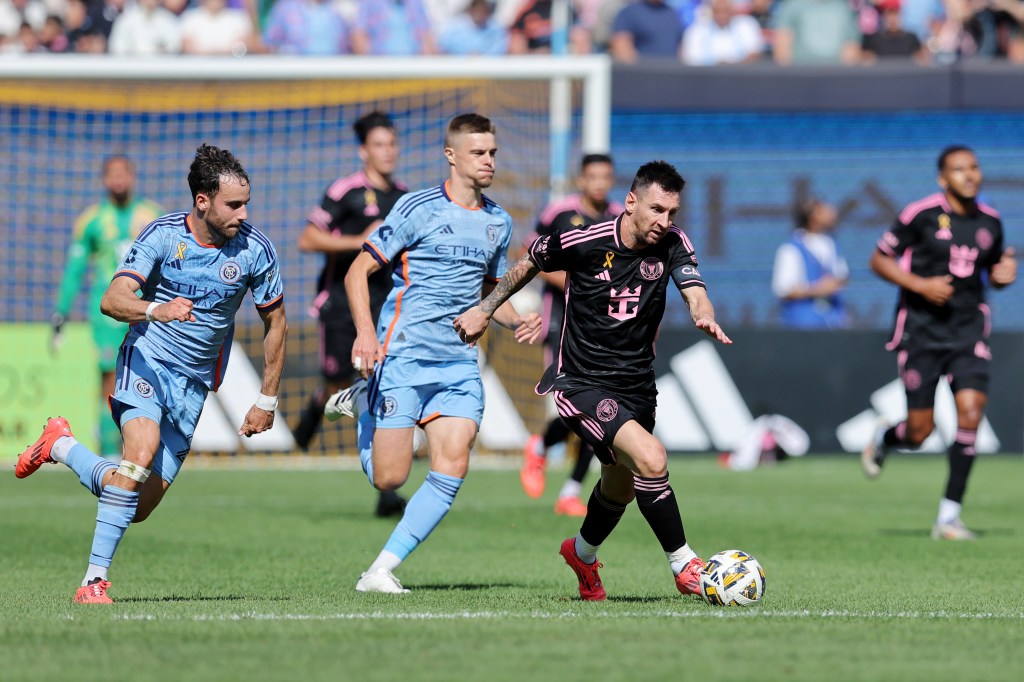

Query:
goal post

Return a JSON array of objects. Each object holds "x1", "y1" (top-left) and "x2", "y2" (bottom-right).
[{"x1": 0, "y1": 55, "x2": 611, "y2": 457}]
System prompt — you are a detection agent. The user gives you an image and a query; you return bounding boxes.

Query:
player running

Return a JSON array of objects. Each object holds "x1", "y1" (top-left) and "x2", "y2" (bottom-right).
[
  {"x1": 456, "y1": 160, "x2": 732, "y2": 600},
  {"x1": 327, "y1": 113, "x2": 541, "y2": 593},
  {"x1": 16, "y1": 144, "x2": 287, "y2": 603},
  {"x1": 862, "y1": 145, "x2": 1016, "y2": 540}
]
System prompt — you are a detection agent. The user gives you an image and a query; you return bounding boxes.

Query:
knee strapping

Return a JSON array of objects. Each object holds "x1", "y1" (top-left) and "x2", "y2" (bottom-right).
[{"x1": 116, "y1": 460, "x2": 151, "y2": 483}]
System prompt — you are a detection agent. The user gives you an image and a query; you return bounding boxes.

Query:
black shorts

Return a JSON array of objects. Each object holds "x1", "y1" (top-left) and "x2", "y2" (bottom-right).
[
  {"x1": 551, "y1": 384, "x2": 655, "y2": 466},
  {"x1": 320, "y1": 317, "x2": 358, "y2": 384},
  {"x1": 898, "y1": 343, "x2": 990, "y2": 410}
]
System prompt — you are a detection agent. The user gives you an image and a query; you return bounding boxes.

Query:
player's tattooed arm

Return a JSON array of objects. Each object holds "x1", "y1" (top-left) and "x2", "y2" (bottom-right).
[
  {"x1": 454, "y1": 254, "x2": 541, "y2": 346},
  {"x1": 480, "y1": 254, "x2": 541, "y2": 316}
]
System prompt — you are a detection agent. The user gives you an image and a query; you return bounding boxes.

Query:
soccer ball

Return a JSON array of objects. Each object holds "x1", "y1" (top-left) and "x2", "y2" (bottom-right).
[{"x1": 698, "y1": 549, "x2": 766, "y2": 606}]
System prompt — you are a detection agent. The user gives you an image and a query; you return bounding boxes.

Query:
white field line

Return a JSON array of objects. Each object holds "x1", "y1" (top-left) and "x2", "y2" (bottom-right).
[{"x1": 56, "y1": 609, "x2": 1024, "y2": 622}]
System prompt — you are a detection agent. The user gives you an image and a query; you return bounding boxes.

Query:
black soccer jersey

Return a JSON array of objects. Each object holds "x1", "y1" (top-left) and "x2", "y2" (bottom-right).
[
  {"x1": 307, "y1": 171, "x2": 407, "y2": 323},
  {"x1": 528, "y1": 215, "x2": 706, "y2": 392},
  {"x1": 525, "y1": 195, "x2": 625, "y2": 349},
  {"x1": 877, "y1": 192, "x2": 1005, "y2": 351}
]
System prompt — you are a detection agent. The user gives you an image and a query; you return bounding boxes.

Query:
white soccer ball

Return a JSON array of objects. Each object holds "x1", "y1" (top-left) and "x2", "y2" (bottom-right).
[{"x1": 698, "y1": 549, "x2": 766, "y2": 606}]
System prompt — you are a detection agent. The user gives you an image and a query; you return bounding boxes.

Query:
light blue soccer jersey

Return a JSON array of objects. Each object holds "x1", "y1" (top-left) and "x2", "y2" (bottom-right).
[
  {"x1": 363, "y1": 182, "x2": 513, "y2": 362},
  {"x1": 113, "y1": 212, "x2": 284, "y2": 389}
]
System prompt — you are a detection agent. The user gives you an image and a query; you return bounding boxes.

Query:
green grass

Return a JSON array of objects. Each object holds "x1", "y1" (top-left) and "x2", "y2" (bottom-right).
[{"x1": 1, "y1": 455, "x2": 1022, "y2": 682}]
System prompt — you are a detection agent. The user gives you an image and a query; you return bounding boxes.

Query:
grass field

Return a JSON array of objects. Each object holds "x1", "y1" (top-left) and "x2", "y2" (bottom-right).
[{"x1": 1, "y1": 454, "x2": 1022, "y2": 682}]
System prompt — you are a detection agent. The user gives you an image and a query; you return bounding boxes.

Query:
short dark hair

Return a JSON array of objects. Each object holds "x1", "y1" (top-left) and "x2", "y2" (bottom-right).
[
  {"x1": 629, "y1": 160, "x2": 685, "y2": 195},
  {"x1": 444, "y1": 113, "x2": 495, "y2": 147},
  {"x1": 581, "y1": 153, "x2": 613, "y2": 170},
  {"x1": 794, "y1": 198, "x2": 820, "y2": 228},
  {"x1": 938, "y1": 144, "x2": 974, "y2": 171},
  {"x1": 187, "y1": 144, "x2": 249, "y2": 203},
  {"x1": 353, "y1": 111, "x2": 395, "y2": 145}
]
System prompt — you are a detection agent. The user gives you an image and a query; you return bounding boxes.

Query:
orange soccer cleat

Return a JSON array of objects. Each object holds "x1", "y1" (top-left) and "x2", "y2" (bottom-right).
[
  {"x1": 553, "y1": 495, "x2": 588, "y2": 517},
  {"x1": 15, "y1": 417, "x2": 73, "y2": 479},
  {"x1": 674, "y1": 556, "x2": 705, "y2": 596},
  {"x1": 520, "y1": 435, "x2": 546, "y2": 499},
  {"x1": 559, "y1": 537, "x2": 606, "y2": 601},
  {"x1": 74, "y1": 579, "x2": 113, "y2": 604}
]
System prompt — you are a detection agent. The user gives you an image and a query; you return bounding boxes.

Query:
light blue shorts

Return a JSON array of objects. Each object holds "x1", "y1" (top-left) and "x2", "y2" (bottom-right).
[
  {"x1": 109, "y1": 344, "x2": 208, "y2": 485},
  {"x1": 365, "y1": 356, "x2": 484, "y2": 429}
]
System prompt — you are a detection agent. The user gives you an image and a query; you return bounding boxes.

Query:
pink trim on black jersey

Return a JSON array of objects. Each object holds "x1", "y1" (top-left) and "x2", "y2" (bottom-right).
[
  {"x1": 977, "y1": 202, "x2": 1001, "y2": 219},
  {"x1": 670, "y1": 225, "x2": 695, "y2": 252},
  {"x1": 327, "y1": 171, "x2": 368, "y2": 201},
  {"x1": 559, "y1": 221, "x2": 616, "y2": 248},
  {"x1": 885, "y1": 248, "x2": 914, "y2": 351},
  {"x1": 898, "y1": 193, "x2": 948, "y2": 225},
  {"x1": 979, "y1": 302, "x2": 991, "y2": 337},
  {"x1": 538, "y1": 195, "x2": 583, "y2": 226},
  {"x1": 308, "y1": 206, "x2": 332, "y2": 231}
]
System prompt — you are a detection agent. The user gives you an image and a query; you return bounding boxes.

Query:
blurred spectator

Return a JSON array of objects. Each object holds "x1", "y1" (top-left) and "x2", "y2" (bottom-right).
[
  {"x1": 86, "y1": 0, "x2": 124, "y2": 43},
  {"x1": 422, "y1": 0, "x2": 464, "y2": 29},
  {"x1": 108, "y1": 0, "x2": 181, "y2": 54},
  {"x1": 771, "y1": 198, "x2": 849, "y2": 329},
  {"x1": 2, "y1": 19, "x2": 41, "y2": 50},
  {"x1": 437, "y1": 0, "x2": 508, "y2": 54},
  {"x1": 0, "y1": 0, "x2": 50, "y2": 40},
  {"x1": 743, "y1": 0, "x2": 777, "y2": 58},
  {"x1": 179, "y1": 0, "x2": 252, "y2": 54},
  {"x1": 682, "y1": 0, "x2": 764, "y2": 64},
  {"x1": 350, "y1": 0, "x2": 435, "y2": 55},
  {"x1": 508, "y1": 0, "x2": 592, "y2": 54},
  {"x1": 262, "y1": 0, "x2": 349, "y2": 54},
  {"x1": 989, "y1": 0, "x2": 1024, "y2": 61},
  {"x1": 861, "y1": 0, "x2": 927, "y2": 61},
  {"x1": 772, "y1": 0, "x2": 861, "y2": 64},
  {"x1": 609, "y1": 0, "x2": 684, "y2": 62},
  {"x1": 39, "y1": 14, "x2": 69, "y2": 50},
  {"x1": 592, "y1": 0, "x2": 628, "y2": 50}
]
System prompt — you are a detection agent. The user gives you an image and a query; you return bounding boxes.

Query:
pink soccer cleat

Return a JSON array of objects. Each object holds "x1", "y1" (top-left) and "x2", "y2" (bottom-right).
[
  {"x1": 674, "y1": 556, "x2": 705, "y2": 596},
  {"x1": 559, "y1": 537, "x2": 606, "y2": 601}
]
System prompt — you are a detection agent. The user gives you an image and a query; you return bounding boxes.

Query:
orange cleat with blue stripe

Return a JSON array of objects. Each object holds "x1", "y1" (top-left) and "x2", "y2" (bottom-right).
[
  {"x1": 74, "y1": 579, "x2": 113, "y2": 604},
  {"x1": 15, "y1": 417, "x2": 73, "y2": 479}
]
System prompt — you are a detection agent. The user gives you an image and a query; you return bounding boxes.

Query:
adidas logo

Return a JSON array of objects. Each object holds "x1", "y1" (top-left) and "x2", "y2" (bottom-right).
[
  {"x1": 594, "y1": 271, "x2": 611, "y2": 281},
  {"x1": 439, "y1": 225, "x2": 453, "y2": 234},
  {"x1": 397, "y1": 332, "x2": 406, "y2": 341},
  {"x1": 167, "y1": 259, "x2": 182, "y2": 270}
]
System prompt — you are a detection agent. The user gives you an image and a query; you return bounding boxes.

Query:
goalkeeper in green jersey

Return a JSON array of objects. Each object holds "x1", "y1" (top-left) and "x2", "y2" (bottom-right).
[{"x1": 52, "y1": 156, "x2": 162, "y2": 458}]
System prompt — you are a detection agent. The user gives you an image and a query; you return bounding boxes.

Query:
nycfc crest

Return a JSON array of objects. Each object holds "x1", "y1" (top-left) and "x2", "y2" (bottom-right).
[
  {"x1": 219, "y1": 261, "x2": 242, "y2": 284},
  {"x1": 133, "y1": 379, "x2": 154, "y2": 399}
]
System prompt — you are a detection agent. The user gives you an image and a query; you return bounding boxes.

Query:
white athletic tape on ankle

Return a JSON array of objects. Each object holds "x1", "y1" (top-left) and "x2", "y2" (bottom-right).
[{"x1": 116, "y1": 461, "x2": 151, "y2": 483}]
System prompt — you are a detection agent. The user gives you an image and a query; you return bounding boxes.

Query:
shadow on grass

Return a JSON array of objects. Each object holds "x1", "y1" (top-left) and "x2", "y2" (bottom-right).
[
  {"x1": 403, "y1": 583, "x2": 517, "y2": 592},
  {"x1": 877, "y1": 527, "x2": 1013, "y2": 538},
  {"x1": 117, "y1": 595, "x2": 291, "y2": 603}
]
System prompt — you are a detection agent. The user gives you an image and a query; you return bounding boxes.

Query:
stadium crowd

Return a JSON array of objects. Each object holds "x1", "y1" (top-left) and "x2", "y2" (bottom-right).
[{"x1": 1, "y1": 0, "x2": 1023, "y2": 64}]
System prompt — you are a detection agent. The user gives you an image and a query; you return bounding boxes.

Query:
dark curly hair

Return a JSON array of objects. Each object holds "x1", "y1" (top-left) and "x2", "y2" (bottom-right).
[{"x1": 187, "y1": 144, "x2": 249, "y2": 204}]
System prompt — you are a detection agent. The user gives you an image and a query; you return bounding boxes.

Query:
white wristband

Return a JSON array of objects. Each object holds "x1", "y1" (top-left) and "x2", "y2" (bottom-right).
[
  {"x1": 145, "y1": 301, "x2": 159, "y2": 322},
  {"x1": 255, "y1": 393, "x2": 278, "y2": 412}
]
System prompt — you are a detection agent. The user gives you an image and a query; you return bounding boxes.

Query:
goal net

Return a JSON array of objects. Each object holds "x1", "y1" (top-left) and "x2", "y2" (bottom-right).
[{"x1": 0, "y1": 56, "x2": 610, "y2": 458}]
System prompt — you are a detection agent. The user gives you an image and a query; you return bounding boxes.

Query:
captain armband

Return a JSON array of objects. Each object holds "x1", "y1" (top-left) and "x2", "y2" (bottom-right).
[{"x1": 116, "y1": 461, "x2": 151, "y2": 483}]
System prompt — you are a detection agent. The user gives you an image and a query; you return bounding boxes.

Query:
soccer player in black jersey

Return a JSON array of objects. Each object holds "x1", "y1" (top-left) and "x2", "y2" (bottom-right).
[
  {"x1": 863, "y1": 145, "x2": 1017, "y2": 540},
  {"x1": 520, "y1": 153, "x2": 624, "y2": 517},
  {"x1": 294, "y1": 111, "x2": 408, "y2": 516},
  {"x1": 455, "y1": 160, "x2": 732, "y2": 600}
]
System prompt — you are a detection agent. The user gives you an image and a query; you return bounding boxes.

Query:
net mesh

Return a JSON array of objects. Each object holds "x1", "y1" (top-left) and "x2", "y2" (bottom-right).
[{"x1": 0, "y1": 77, "x2": 573, "y2": 455}]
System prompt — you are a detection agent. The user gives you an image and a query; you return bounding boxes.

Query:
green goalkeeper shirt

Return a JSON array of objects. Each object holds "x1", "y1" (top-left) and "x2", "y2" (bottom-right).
[{"x1": 55, "y1": 197, "x2": 163, "y2": 326}]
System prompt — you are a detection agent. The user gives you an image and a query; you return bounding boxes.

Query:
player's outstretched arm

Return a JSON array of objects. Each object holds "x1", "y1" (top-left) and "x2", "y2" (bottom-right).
[
  {"x1": 240, "y1": 304, "x2": 287, "y2": 437},
  {"x1": 681, "y1": 286, "x2": 732, "y2": 345},
  {"x1": 990, "y1": 247, "x2": 1017, "y2": 288},
  {"x1": 454, "y1": 253, "x2": 540, "y2": 345},
  {"x1": 101, "y1": 277, "x2": 195, "y2": 323}
]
